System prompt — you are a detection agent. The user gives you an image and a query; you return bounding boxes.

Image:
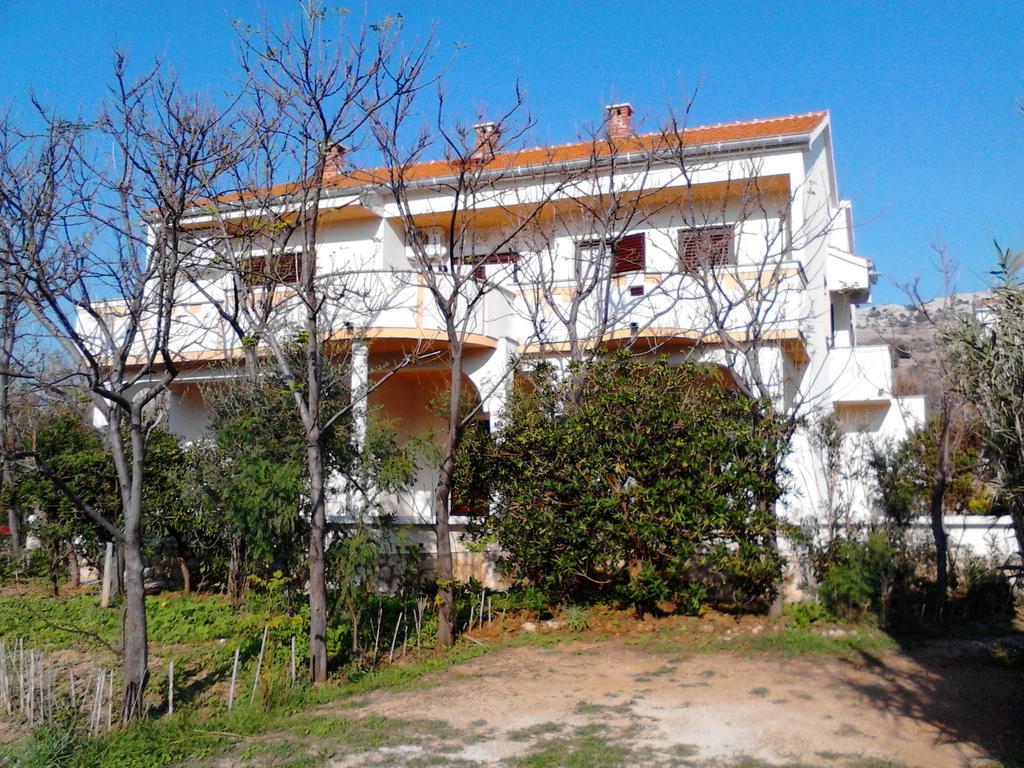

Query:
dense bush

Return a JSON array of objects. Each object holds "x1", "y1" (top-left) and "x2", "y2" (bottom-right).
[
  {"x1": 815, "y1": 532, "x2": 900, "y2": 621},
  {"x1": 468, "y1": 352, "x2": 792, "y2": 615}
]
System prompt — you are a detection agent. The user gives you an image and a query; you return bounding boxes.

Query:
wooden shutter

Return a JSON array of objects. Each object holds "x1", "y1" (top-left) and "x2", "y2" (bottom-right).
[
  {"x1": 239, "y1": 252, "x2": 308, "y2": 286},
  {"x1": 612, "y1": 233, "x2": 645, "y2": 275},
  {"x1": 468, "y1": 251, "x2": 519, "y2": 281},
  {"x1": 678, "y1": 226, "x2": 733, "y2": 271}
]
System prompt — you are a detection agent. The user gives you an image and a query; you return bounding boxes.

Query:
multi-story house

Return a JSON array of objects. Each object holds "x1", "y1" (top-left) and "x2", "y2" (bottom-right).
[{"x1": 83, "y1": 105, "x2": 925, "y2": 582}]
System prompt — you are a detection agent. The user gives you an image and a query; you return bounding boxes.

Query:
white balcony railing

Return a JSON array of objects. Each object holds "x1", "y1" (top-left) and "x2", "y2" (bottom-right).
[
  {"x1": 80, "y1": 262, "x2": 817, "y2": 364},
  {"x1": 829, "y1": 345, "x2": 894, "y2": 404}
]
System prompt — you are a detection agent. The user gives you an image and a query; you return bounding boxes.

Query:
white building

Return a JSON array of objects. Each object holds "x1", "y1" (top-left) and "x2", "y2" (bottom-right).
[{"x1": 85, "y1": 105, "x2": 927, "y2": 581}]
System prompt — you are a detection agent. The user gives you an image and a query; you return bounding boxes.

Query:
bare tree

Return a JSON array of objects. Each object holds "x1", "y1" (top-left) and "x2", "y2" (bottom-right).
[
  {"x1": 0, "y1": 278, "x2": 26, "y2": 556},
  {"x1": 889, "y1": 244, "x2": 973, "y2": 606},
  {"x1": 371, "y1": 83, "x2": 595, "y2": 645},
  {"x1": 0, "y1": 61, "x2": 237, "y2": 716},
  {"x1": 175, "y1": 6, "x2": 433, "y2": 681}
]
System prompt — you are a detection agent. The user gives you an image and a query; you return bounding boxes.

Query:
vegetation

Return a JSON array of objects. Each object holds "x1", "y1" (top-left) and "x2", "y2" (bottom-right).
[
  {"x1": 469, "y1": 353, "x2": 791, "y2": 615},
  {"x1": 943, "y1": 247, "x2": 1024, "y2": 555}
]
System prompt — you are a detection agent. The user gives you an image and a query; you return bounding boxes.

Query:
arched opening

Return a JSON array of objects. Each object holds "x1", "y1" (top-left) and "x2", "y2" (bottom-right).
[{"x1": 368, "y1": 368, "x2": 482, "y2": 522}]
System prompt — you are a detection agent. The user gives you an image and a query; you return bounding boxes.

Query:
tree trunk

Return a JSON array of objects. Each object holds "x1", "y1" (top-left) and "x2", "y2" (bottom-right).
[
  {"x1": 307, "y1": 438, "x2": 329, "y2": 682},
  {"x1": 120, "y1": 420, "x2": 149, "y2": 721},
  {"x1": 67, "y1": 543, "x2": 80, "y2": 588},
  {"x1": 2, "y1": 461, "x2": 20, "y2": 558},
  {"x1": 177, "y1": 556, "x2": 191, "y2": 595},
  {"x1": 929, "y1": 394, "x2": 952, "y2": 612},
  {"x1": 227, "y1": 532, "x2": 244, "y2": 607},
  {"x1": 0, "y1": 298, "x2": 20, "y2": 559},
  {"x1": 434, "y1": 350, "x2": 464, "y2": 648},
  {"x1": 121, "y1": 527, "x2": 149, "y2": 720},
  {"x1": 115, "y1": 542, "x2": 126, "y2": 596}
]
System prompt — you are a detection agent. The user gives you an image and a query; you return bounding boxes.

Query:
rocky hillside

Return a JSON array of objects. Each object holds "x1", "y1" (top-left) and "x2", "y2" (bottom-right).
[{"x1": 855, "y1": 291, "x2": 989, "y2": 398}]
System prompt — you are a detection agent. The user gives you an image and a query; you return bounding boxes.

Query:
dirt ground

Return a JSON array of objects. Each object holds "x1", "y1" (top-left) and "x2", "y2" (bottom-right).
[{"x1": 311, "y1": 630, "x2": 1022, "y2": 767}]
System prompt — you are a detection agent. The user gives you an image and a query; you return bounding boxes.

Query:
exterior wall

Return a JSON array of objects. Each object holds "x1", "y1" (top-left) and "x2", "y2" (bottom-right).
[
  {"x1": 917, "y1": 515, "x2": 1019, "y2": 566},
  {"x1": 98, "y1": 113, "x2": 995, "y2": 586}
]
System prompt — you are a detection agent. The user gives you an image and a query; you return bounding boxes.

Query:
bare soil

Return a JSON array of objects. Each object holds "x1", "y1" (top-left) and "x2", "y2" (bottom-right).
[{"x1": 317, "y1": 628, "x2": 1022, "y2": 767}]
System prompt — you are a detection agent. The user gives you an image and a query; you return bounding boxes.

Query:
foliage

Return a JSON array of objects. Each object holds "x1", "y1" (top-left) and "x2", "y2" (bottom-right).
[
  {"x1": 199, "y1": 368, "x2": 313, "y2": 587},
  {"x1": 469, "y1": 352, "x2": 792, "y2": 614},
  {"x1": 561, "y1": 605, "x2": 590, "y2": 632},
  {"x1": 815, "y1": 532, "x2": 901, "y2": 621},
  {"x1": 17, "y1": 410, "x2": 117, "y2": 587},
  {"x1": 942, "y1": 252, "x2": 1024, "y2": 550},
  {"x1": 870, "y1": 419, "x2": 989, "y2": 525},
  {"x1": 784, "y1": 600, "x2": 830, "y2": 627},
  {"x1": 142, "y1": 427, "x2": 223, "y2": 590}
]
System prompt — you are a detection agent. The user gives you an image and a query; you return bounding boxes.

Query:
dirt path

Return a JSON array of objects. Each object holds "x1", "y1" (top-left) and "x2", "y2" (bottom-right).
[{"x1": 322, "y1": 636, "x2": 1021, "y2": 767}]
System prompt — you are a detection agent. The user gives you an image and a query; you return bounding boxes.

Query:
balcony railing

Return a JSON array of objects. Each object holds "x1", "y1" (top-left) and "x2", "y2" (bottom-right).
[
  {"x1": 79, "y1": 262, "x2": 817, "y2": 364},
  {"x1": 829, "y1": 345, "x2": 894, "y2": 404}
]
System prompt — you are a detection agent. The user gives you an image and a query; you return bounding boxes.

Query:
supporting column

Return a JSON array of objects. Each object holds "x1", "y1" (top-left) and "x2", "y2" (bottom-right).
[
  {"x1": 348, "y1": 341, "x2": 370, "y2": 518},
  {"x1": 350, "y1": 341, "x2": 369, "y2": 451}
]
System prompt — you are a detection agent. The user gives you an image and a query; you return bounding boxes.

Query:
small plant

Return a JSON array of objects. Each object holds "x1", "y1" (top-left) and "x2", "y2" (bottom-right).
[
  {"x1": 817, "y1": 532, "x2": 898, "y2": 621},
  {"x1": 561, "y1": 605, "x2": 590, "y2": 632},
  {"x1": 785, "y1": 600, "x2": 829, "y2": 627}
]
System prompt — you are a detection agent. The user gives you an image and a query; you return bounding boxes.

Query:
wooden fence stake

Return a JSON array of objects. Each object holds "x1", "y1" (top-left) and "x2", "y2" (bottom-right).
[
  {"x1": 90, "y1": 670, "x2": 103, "y2": 736},
  {"x1": 106, "y1": 669, "x2": 113, "y2": 731},
  {"x1": 227, "y1": 647, "x2": 240, "y2": 710},
  {"x1": 388, "y1": 612, "x2": 403, "y2": 663},
  {"x1": 167, "y1": 660, "x2": 174, "y2": 716},
  {"x1": 250, "y1": 626, "x2": 268, "y2": 704},
  {"x1": 100, "y1": 542, "x2": 114, "y2": 608},
  {"x1": 401, "y1": 613, "x2": 408, "y2": 658},
  {"x1": 372, "y1": 601, "x2": 383, "y2": 658},
  {"x1": 289, "y1": 636, "x2": 296, "y2": 686}
]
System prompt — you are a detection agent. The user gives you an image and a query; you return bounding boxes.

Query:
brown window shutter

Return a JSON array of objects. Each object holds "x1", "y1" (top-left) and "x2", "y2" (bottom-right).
[
  {"x1": 678, "y1": 226, "x2": 733, "y2": 271},
  {"x1": 239, "y1": 252, "x2": 308, "y2": 286},
  {"x1": 612, "y1": 233, "x2": 645, "y2": 275}
]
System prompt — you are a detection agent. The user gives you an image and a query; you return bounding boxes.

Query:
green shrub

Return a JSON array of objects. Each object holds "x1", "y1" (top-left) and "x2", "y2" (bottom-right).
[
  {"x1": 785, "y1": 600, "x2": 829, "y2": 627},
  {"x1": 469, "y1": 353, "x2": 791, "y2": 615},
  {"x1": 561, "y1": 605, "x2": 590, "y2": 632},
  {"x1": 817, "y1": 533, "x2": 897, "y2": 620}
]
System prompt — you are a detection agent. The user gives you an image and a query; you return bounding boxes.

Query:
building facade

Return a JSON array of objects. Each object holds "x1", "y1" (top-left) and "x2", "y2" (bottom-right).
[{"x1": 84, "y1": 106, "x2": 926, "y2": 582}]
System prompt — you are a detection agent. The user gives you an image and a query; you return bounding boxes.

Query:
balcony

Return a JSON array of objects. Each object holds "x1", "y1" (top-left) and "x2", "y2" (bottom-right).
[
  {"x1": 521, "y1": 263, "x2": 810, "y2": 358},
  {"x1": 830, "y1": 345, "x2": 894, "y2": 404},
  {"x1": 81, "y1": 261, "x2": 815, "y2": 367}
]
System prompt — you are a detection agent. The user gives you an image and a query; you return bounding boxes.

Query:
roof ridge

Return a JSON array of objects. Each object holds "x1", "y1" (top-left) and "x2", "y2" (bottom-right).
[{"x1": 504, "y1": 110, "x2": 829, "y2": 156}]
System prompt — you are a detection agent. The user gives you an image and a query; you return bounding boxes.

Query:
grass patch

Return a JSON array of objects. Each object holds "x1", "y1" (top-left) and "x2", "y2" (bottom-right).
[
  {"x1": 512, "y1": 723, "x2": 637, "y2": 768},
  {"x1": 713, "y1": 624, "x2": 897, "y2": 658},
  {"x1": 508, "y1": 722, "x2": 565, "y2": 742},
  {"x1": 574, "y1": 700, "x2": 633, "y2": 716}
]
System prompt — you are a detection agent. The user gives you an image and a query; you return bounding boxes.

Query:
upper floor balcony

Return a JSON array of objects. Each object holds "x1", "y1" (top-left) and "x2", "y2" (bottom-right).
[
  {"x1": 829, "y1": 344, "x2": 894, "y2": 405},
  {"x1": 79, "y1": 259, "x2": 815, "y2": 369}
]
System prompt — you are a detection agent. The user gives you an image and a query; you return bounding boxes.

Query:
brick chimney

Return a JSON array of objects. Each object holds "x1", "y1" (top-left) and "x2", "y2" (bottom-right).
[
  {"x1": 323, "y1": 143, "x2": 347, "y2": 181},
  {"x1": 471, "y1": 122, "x2": 501, "y2": 162},
  {"x1": 605, "y1": 103, "x2": 634, "y2": 140}
]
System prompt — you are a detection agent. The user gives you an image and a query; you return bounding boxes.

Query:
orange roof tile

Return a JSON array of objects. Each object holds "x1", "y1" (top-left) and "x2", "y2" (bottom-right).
[{"x1": 212, "y1": 111, "x2": 828, "y2": 206}]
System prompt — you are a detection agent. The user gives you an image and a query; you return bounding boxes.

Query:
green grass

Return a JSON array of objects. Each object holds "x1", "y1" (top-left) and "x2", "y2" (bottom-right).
[
  {"x1": 511, "y1": 723, "x2": 636, "y2": 768},
  {"x1": 708, "y1": 624, "x2": 897, "y2": 658},
  {"x1": 507, "y1": 722, "x2": 565, "y2": 742}
]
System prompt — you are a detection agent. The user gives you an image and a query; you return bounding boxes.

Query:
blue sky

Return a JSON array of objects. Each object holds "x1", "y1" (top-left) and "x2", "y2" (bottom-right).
[{"x1": 1, "y1": 1, "x2": 1021, "y2": 303}]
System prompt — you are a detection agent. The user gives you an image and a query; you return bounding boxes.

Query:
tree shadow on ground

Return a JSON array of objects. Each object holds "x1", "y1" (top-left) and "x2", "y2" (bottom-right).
[{"x1": 835, "y1": 623, "x2": 1024, "y2": 766}]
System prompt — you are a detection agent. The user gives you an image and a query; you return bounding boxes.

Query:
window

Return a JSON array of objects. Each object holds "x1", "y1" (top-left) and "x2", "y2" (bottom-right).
[
  {"x1": 612, "y1": 233, "x2": 645, "y2": 275},
  {"x1": 467, "y1": 251, "x2": 519, "y2": 280},
  {"x1": 577, "y1": 234, "x2": 646, "y2": 276},
  {"x1": 239, "y1": 251, "x2": 307, "y2": 286},
  {"x1": 678, "y1": 226, "x2": 733, "y2": 271}
]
